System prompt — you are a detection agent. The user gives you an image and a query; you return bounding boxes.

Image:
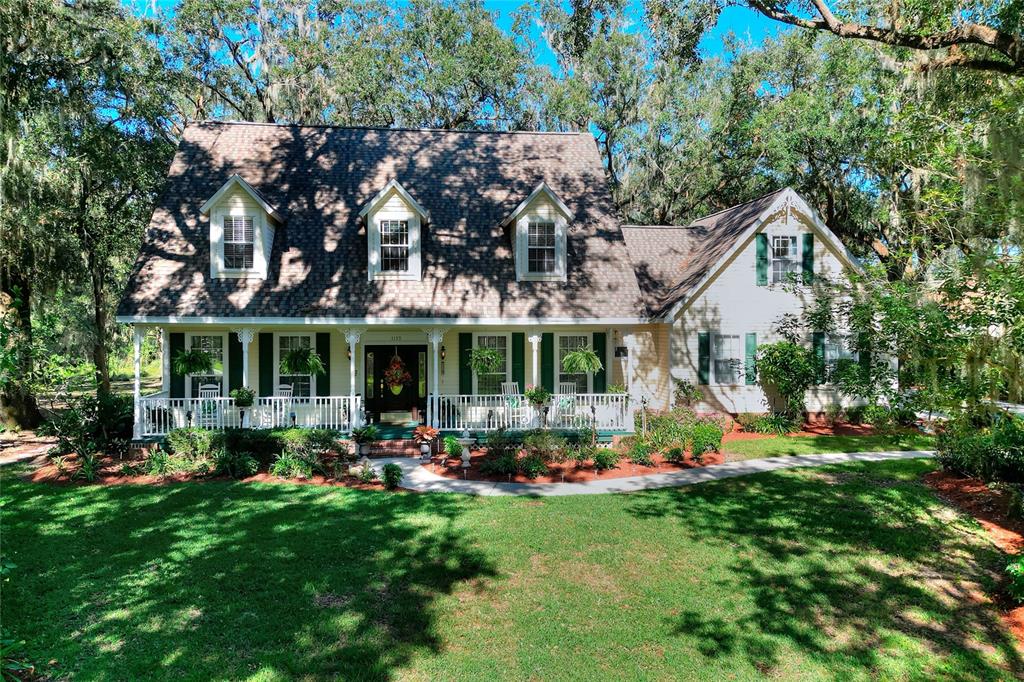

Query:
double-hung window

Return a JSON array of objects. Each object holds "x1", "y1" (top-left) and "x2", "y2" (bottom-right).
[
  {"x1": 824, "y1": 335, "x2": 858, "y2": 374},
  {"x1": 188, "y1": 334, "x2": 225, "y2": 397},
  {"x1": 224, "y1": 216, "x2": 255, "y2": 270},
  {"x1": 558, "y1": 334, "x2": 590, "y2": 393},
  {"x1": 475, "y1": 335, "x2": 508, "y2": 395},
  {"x1": 278, "y1": 335, "x2": 313, "y2": 398},
  {"x1": 713, "y1": 334, "x2": 741, "y2": 385},
  {"x1": 771, "y1": 235, "x2": 799, "y2": 284},
  {"x1": 527, "y1": 221, "x2": 556, "y2": 274},
  {"x1": 380, "y1": 220, "x2": 410, "y2": 272}
]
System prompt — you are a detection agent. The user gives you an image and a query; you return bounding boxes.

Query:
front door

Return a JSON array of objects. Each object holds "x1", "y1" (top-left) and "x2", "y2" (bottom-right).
[{"x1": 363, "y1": 345, "x2": 427, "y2": 423}]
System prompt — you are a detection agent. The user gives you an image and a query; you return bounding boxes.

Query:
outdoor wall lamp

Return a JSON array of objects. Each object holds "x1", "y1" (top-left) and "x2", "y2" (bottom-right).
[{"x1": 440, "y1": 345, "x2": 446, "y2": 360}]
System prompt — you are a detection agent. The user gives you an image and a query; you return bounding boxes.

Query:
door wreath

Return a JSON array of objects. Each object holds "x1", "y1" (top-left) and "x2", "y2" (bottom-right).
[{"x1": 383, "y1": 349, "x2": 412, "y2": 395}]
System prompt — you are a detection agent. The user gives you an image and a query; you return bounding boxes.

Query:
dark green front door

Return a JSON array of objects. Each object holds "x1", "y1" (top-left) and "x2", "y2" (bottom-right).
[{"x1": 364, "y1": 345, "x2": 427, "y2": 423}]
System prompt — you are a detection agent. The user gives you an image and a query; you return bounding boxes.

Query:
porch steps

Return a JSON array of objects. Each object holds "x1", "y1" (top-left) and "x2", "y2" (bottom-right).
[{"x1": 368, "y1": 439, "x2": 422, "y2": 458}]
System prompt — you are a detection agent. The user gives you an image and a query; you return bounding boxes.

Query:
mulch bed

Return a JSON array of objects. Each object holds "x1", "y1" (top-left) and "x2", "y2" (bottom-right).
[
  {"x1": 426, "y1": 449, "x2": 724, "y2": 484},
  {"x1": 722, "y1": 421, "x2": 878, "y2": 443},
  {"x1": 923, "y1": 470, "x2": 1024, "y2": 647},
  {"x1": 22, "y1": 453, "x2": 391, "y2": 492}
]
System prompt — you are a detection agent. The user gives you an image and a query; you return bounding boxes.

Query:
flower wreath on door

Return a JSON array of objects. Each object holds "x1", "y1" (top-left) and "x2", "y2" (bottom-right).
[{"x1": 383, "y1": 348, "x2": 413, "y2": 395}]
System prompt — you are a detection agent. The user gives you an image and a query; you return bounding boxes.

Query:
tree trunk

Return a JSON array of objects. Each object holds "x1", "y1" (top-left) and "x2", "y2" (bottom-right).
[
  {"x1": 0, "y1": 261, "x2": 42, "y2": 428},
  {"x1": 86, "y1": 246, "x2": 111, "y2": 397}
]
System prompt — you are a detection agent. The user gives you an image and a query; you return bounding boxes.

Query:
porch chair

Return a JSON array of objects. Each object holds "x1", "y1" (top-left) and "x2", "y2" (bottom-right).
[
  {"x1": 276, "y1": 384, "x2": 294, "y2": 427},
  {"x1": 553, "y1": 382, "x2": 578, "y2": 428},
  {"x1": 197, "y1": 384, "x2": 221, "y2": 428},
  {"x1": 501, "y1": 381, "x2": 528, "y2": 429}
]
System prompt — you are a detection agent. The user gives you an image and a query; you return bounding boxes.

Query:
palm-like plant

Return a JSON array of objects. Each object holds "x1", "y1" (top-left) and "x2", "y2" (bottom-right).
[
  {"x1": 561, "y1": 346, "x2": 603, "y2": 375},
  {"x1": 280, "y1": 347, "x2": 325, "y2": 376}
]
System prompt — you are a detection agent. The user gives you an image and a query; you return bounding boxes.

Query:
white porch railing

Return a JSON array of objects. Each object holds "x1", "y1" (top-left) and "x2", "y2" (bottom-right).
[
  {"x1": 137, "y1": 394, "x2": 362, "y2": 437},
  {"x1": 432, "y1": 393, "x2": 633, "y2": 433}
]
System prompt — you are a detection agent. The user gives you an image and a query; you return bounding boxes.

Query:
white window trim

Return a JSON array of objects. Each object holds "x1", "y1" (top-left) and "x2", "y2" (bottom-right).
[
  {"x1": 769, "y1": 233, "x2": 800, "y2": 286},
  {"x1": 712, "y1": 332, "x2": 742, "y2": 387},
  {"x1": 472, "y1": 332, "x2": 511, "y2": 395},
  {"x1": 210, "y1": 205, "x2": 270, "y2": 279},
  {"x1": 273, "y1": 332, "x2": 318, "y2": 398},
  {"x1": 367, "y1": 188, "x2": 422, "y2": 282},
  {"x1": 185, "y1": 332, "x2": 228, "y2": 398},
  {"x1": 516, "y1": 211, "x2": 567, "y2": 282},
  {"x1": 823, "y1": 334, "x2": 859, "y2": 376},
  {"x1": 223, "y1": 215, "x2": 256, "y2": 271},
  {"x1": 555, "y1": 332, "x2": 593, "y2": 393}
]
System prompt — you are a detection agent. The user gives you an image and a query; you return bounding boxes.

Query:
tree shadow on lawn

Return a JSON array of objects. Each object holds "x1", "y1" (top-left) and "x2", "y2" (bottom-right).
[
  {"x1": 627, "y1": 460, "x2": 1024, "y2": 679},
  {"x1": 3, "y1": 479, "x2": 494, "y2": 680}
]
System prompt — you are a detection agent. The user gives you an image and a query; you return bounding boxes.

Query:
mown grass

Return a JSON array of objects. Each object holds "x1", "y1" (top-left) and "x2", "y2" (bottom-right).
[
  {"x1": 2, "y1": 457, "x2": 1017, "y2": 681},
  {"x1": 723, "y1": 432, "x2": 936, "y2": 461}
]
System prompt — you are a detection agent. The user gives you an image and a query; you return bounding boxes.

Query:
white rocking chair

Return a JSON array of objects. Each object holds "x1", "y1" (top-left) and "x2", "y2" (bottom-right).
[
  {"x1": 197, "y1": 384, "x2": 221, "y2": 428},
  {"x1": 554, "y1": 382, "x2": 579, "y2": 428},
  {"x1": 275, "y1": 384, "x2": 294, "y2": 427},
  {"x1": 501, "y1": 381, "x2": 527, "y2": 429}
]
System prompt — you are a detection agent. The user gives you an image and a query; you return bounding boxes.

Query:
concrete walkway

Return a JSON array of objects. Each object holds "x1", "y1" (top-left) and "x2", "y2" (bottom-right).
[{"x1": 378, "y1": 450, "x2": 936, "y2": 496}]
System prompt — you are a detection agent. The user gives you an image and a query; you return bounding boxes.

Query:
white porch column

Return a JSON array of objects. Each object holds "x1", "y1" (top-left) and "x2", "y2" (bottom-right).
[
  {"x1": 132, "y1": 326, "x2": 143, "y2": 440},
  {"x1": 425, "y1": 328, "x2": 446, "y2": 427},
  {"x1": 624, "y1": 333, "x2": 638, "y2": 400},
  {"x1": 161, "y1": 327, "x2": 170, "y2": 393},
  {"x1": 344, "y1": 329, "x2": 364, "y2": 397},
  {"x1": 528, "y1": 334, "x2": 541, "y2": 386},
  {"x1": 233, "y1": 328, "x2": 258, "y2": 389}
]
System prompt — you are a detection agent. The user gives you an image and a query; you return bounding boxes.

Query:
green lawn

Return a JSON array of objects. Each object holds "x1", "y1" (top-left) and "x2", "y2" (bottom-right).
[
  {"x1": 723, "y1": 432, "x2": 936, "y2": 461},
  {"x1": 3, "y1": 458, "x2": 1019, "y2": 681}
]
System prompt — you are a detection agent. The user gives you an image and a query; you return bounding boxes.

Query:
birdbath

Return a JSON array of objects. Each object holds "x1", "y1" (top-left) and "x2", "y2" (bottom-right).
[{"x1": 456, "y1": 436, "x2": 475, "y2": 469}]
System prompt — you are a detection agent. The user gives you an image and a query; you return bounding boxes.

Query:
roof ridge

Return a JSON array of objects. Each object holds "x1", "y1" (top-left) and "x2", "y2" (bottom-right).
[
  {"x1": 621, "y1": 224, "x2": 697, "y2": 229},
  {"x1": 686, "y1": 187, "x2": 788, "y2": 224},
  {"x1": 192, "y1": 119, "x2": 588, "y2": 137}
]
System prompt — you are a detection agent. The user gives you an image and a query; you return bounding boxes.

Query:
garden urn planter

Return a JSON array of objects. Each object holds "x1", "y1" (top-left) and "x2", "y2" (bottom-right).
[
  {"x1": 456, "y1": 437, "x2": 474, "y2": 469},
  {"x1": 359, "y1": 443, "x2": 371, "y2": 456}
]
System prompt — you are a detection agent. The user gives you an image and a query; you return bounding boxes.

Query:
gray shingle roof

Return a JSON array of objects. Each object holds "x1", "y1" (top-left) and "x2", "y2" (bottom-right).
[
  {"x1": 117, "y1": 121, "x2": 646, "y2": 321},
  {"x1": 621, "y1": 189, "x2": 786, "y2": 316}
]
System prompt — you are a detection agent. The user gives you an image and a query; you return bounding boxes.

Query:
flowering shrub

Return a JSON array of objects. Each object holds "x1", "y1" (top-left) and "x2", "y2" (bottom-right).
[{"x1": 523, "y1": 384, "x2": 551, "y2": 406}]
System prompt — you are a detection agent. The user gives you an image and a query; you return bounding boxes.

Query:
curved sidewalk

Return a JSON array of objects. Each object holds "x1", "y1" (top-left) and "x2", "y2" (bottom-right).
[{"x1": 379, "y1": 450, "x2": 936, "y2": 497}]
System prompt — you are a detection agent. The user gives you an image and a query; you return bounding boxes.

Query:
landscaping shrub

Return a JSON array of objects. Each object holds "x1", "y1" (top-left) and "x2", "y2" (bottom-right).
[
  {"x1": 144, "y1": 448, "x2": 210, "y2": 477},
  {"x1": 690, "y1": 420, "x2": 724, "y2": 458},
  {"x1": 824, "y1": 403, "x2": 845, "y2": 427},
  {"x1": 382, "y1": 463, "x2": 403, "y2": 490},
  {"x1": 357, "y1": 461, "x2": 376, "y2": 483},
  {"x1": 42, "y1": 393, "x2": 133, "y2": 476},
  {"x1": 479, "y1": 450, "x2": 520, "y2": 477},
  {"x1": 735, "y1": 412, "x2": 764, "y2": 431},
  {"x1": 744, "y1": 412, "x2": 798, "y2": 435},
  {"x1": 568, "y1": 444, "x2": 593, "y2": 467},
  {"x1": 166, "y1": 428, "x2": 215, "y2": 460},
  {"x1": 936, "y1": 414, "x2": 1024, "y2": 483},
  {"x1": 861, "y1": 403, "x2": 896, "y2": 432},
  {"x1": 213, "y1": 428, "x2": 281, "y2": 465},
  {"x1": 443, "y1": 435, "x2": 463, "y2": 458},
  {"x1": 593, "y1": 448, "x2": 621, "y2": 471},
  {"x1": 755, "y1": 341, "x2": 818, "y2": 417},
  {"x1": 270, "y1": 451, "x2": 313, "y2": 479},
  {"x1": 846, "y1": 405, "x2": 867, "y2": 425},
  {"x1": 522, "y1": 429, "x2": 567, "y2": 461},
  {"x1": 664, "y1": 443, "x2": 686, "y2": 463},
  {"x1": 213, "y1": 449, "x2": 258, "y2": 479},
  {"x1": 1007, "y1": 556, "x2": 1024, "y2": 604},
  {"x1": 627, "y1": 440, "x2": 655, "y2": 466},
  {"x1": 519, "y1": 453, "x2": 549, "y2": 479}
]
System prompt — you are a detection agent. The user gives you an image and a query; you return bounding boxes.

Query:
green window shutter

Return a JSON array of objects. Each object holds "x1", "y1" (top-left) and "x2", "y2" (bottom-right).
[
  {"x1": 812, "y1": 332, "x2": 826, "y2": 385},
  {"x1": 228, "y1": 333, "x2": 243, "y2": 393},
  {"x1": 258, "y1": 332, "x2": 274, "y2": 397},
  {"x1": 315, "y1": 332, "x2": 331, "y2": 396},
  {"x1": 745, "y1": 333, "x2": 757, "y2": 385},
  {"x1": 697, "y1": 332, "x2": 710, "y2": 386},
  {"x1": 169, "y1": 332, "x2": 185, "y2": 398},
  {"x1": 592, "y1": 332, "x2": 607, "y2": 393},
  {"x1": 511, "y1": 332, "x2": 525, "y2": 392},
  {"x1": 755, "y1": 233, "x2": 769, "y2": 286},
  {"x1": 802, "y1": 233, "x2": 814, "y2": 285},
  {"x1": 458, "y1": 333, "x2": 472, "y2": 394},
  {"x1": 540, "y1": 333, "x2": 554, "y2": 392}
]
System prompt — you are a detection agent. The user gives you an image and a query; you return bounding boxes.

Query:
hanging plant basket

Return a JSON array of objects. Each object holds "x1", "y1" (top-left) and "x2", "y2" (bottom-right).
[{"x1": 383, "y1": 351, "x2": 412, "y2": 395}]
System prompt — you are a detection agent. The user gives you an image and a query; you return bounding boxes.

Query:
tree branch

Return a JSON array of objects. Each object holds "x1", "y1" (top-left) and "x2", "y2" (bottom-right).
[{"x1": 747, "y1": 0, "x2": 1023, "y2": 76}]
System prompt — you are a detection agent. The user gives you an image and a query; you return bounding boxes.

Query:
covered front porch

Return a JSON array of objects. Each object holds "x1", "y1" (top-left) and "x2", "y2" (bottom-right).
[{"x1": 129, "y1": 324, "x2": 644, "y2": 439}]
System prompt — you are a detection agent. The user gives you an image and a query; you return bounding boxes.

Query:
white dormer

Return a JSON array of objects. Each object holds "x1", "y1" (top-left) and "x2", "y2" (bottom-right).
[
  {"x1": 500, "y1": 182, "x2": 574, "y2": 282},
  {"x1": 359, "y1": 179, "x2": 429, "y2": 281},
  {"x1": 200, "y1": 175, "x2": 282, "y2": 280}
]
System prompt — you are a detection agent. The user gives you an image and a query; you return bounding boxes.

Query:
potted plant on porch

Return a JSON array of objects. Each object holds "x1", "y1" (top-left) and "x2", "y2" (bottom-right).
[
  {"x1": 230, "y1": 386, "x2": 255, "y2": 427},
  {"x1": 351, "y1": 424, "x2": 380, "y2": 456},
  {"x1": 413, "y1": 425, "x2": 439, "y2": 457},
  {"x1": 279, "y1": 346, "x2": 325, "y2": 376}
]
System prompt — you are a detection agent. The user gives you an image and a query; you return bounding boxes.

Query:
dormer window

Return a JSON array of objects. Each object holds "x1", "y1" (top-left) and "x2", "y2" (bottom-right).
[
  {"x1": 359, "y1": 179, "x2": 429, "y2": 282},
  {"x1": 501, "y1": 182, "x2": 574, "y2": 282},
  {"x1": 527, "y1": 221, "x2": 556, "y2": 274},
  {"x1": 380, "y1": 220, "x2": 410, "y2": 272},
  {"x1": 200, "y1": 174, "x2": 282, "y2": 280},
  {"x1": 223, "y1": 216, "x2": 255, "y2": 269}
]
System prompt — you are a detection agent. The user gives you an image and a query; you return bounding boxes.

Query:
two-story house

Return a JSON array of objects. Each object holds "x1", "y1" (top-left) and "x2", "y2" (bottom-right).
[{"x1": 117, "y1": 121, "x2": 863, "y2": 441}]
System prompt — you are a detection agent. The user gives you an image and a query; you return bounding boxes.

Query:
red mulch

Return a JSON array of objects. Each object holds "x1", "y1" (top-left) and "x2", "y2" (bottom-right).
[
  {"x1": 722, "y1": 421, "x2": 878, "y2": 443},
  {"x1": 23, "y1": 454, "x2": 390, "y2": 492},
  {"x1": 923, "y1": 470, "x2": 1024, "y2": 647},
  {"x1": 426, "y1": 449, "x2": 725, "y2": 484}
]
